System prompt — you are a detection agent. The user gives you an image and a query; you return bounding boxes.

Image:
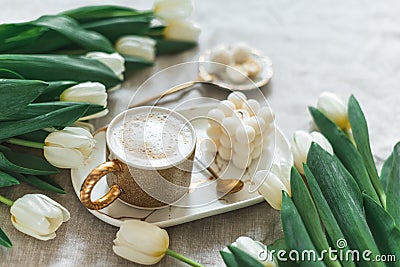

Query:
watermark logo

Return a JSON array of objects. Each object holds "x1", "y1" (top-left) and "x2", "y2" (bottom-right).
[
  {"x1": 336, "y1": 238, "x2": 347, "y2": 249},
  {"x1": 258, "y1": 239, "x2": 396, "y2": 263}
]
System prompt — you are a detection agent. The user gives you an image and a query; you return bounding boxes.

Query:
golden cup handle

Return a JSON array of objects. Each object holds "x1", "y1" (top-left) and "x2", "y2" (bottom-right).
[{"x1": 80, "y1": 160, "x2": 123, "y2": 210}]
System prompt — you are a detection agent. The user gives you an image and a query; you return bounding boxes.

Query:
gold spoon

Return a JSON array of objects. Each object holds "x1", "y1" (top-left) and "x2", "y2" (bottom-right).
[
  {"x1": 195, "y1": 156, "x2": 244, "y2": 195},
  {"x1": 128, "y1": 48, "x2": 273, "y2": 108},
  {"x1": 128, "y1": 74, "x2": 215, "y2": 108},
  {"x1": 216, "y1": 178, "x2": 245, "y2": 194}
]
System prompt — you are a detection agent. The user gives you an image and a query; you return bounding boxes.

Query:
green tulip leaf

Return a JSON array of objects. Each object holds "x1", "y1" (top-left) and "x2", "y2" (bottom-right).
[
  {"x1": 16, "y1": 130, "x2": 49, "y2": 143},
  {"x1": 19, "y1": 9, "x2": 151, "y2": 52},
  {"x1": 148, "y1": 25, "x2": 164, "y2": 36},
  {"x1": 32, "y1": 15, "x2": 114, "y2": 53},
  {"x1": 380, "y1": 151, "x2": 393, "y2": 192},
  {"x1": 386, "y1": 142, "x2": 400, "y2": 226},
  {"x1": 0, "y1": 24, "x2": 45, "y2": 52},
  {"x1": 0, "y1": 170, "x2": 19, "y2": 188},
  {"x1": 0, "y1": 102, "x2": 105, "y2": 121},
  {"x1": 291, "y1": 167, "x2": 341, "y2": 267},
  {"x1": 123, "y1": 55, "x2": 154, "y2": 70},
  {"x1": 12, "y1": 29, "x2": 72, "y2": 54},
  {"x1": 0, "y1": 15, "x2": 114, "y2": 53},
  {"x1": 11, "y1": 172, "x2": 65, "y2": 194},
  {"x1": 156, "y1": 39, "x2": 197, "y2": 54},
  {"x1": 0, "y1": 227, "x2": 12, "y2": 248},
  {"x1": 281, "y1": 191, "x2": 325, "y2": 267},
  {"x1": 307, "y1": 143, "x2": 384, "y2": 267},
  {"x1": 35, "y1": 81, "x2": 78, "y2": 102},
  {"x1": 83, "y1": 16, "x2": 151, "y2": 42},
  {"x1": 303, "y1": 164, "x2": 356, "y2": 267},
  {"x1": 309, "y1": 107, "x2": 381, "y2": 205},
  {"x1": 149, "y1": 26, "x2": 198, "y2": 54},
  {"x1": 363, "y1": 194, "x2": 400, "y2": 267},
  {"x1": 348, "y1": 95, "x2": 385, "y2": 207},
  {"x1": 220, "y1": 251, "x2": 240, "y2": 267},
  {"x1": 62, "y1": 5, "x2": 151, "y2": 23},
  {"x1": 0, "y1": 104, "x2": 90, "y2": 140},
  {"x1": 0, "y1": 146, "x2": 58, "y2": 175},
  {"x1": 0, "y1": 79, "x2": 48, "y2": 118},
  {"x1": 0, "y1": 54, "x2": 122, "y2": 89},
  {"x1": 268, "y1": 238, "x2": 297, "y2": 267},
  {"x1": 0, "y1": 68, "x2": 24, "y2": 79},
  {"x1": 227, "y1": 245, "x2": 265, "y2": 267}
]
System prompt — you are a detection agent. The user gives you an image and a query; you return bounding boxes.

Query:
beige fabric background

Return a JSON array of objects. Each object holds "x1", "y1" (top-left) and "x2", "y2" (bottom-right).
[{"x1": 1, "y1": 0, "x2": 399, "y2": 266}]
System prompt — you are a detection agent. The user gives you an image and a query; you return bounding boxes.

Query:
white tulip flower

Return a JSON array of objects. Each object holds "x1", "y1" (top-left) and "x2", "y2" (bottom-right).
[
  {"x1": 257, "y1": 160, "x2": 292, "y2": 210},
  {"x1": 85, "y1": 52, "x2": 125, "y2": 77},
  {"x1": 154, "y1": 0, "x2": 193, "y2": 21},
  {"x1": 164, "y1": 20, "x2": 201, "y2": 42},
  {"x1": 291, "y1": 131, "x2": 333, "y2": 174},
  {"x1": 115, "y1": 36, "x2": 156, "y2": 62},
  {"x1": 317, "y1": 92, "x2": 350, "y2": 130},
  {"x1": 44, "y1": 127, "x2": 96, "y2": 168},
  {"x1": 60, "y1": 82, "x2": 108, "y2": 120},
  {"x1": 113, "y1": 220, "x2": 169, "y2": 265},
  {"x1": 60, "y1": 82, "x2": 107, "y2": 107},
  {"x1": 224, "y1": 236, "x2": 276, "y2": 266},
  {"x1": 10, "y1": 194, "x2": 70, "y2": 241}
]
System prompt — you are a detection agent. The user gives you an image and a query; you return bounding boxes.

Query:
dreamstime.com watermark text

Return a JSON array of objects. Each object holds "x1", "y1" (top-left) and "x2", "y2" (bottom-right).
[{"x1": 258, "y1": 239, "x2": 396, "y2": 263}]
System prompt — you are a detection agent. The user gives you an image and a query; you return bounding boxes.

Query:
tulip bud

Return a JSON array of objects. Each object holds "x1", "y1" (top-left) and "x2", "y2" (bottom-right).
[
  {"x1": 60, "y1": 82, "x2": 108, "y2": 120},
  {"x1": 44, "y1": 127, "x2": 96, "y2": 168},
  {"x1": 224, "y1": 236, "x2": 277, "y2": 266},
  {"x1": 113, "y1": 220, "x2": 169, "y2": 265},
  {"x1": 164, "y1": 20, "x2": 201, "y2": 42},
  {"x1": 115, "y1": 36, "x2": 156, "y2": 62},
  {"x1": 317, "y1": 92, "x2": 350, "y2": 129},
  {"x1": 257, "y1": 160, "x2": 291, "y2": 210},
  {"x1": 10, "y1": 194, "x2": 70, "y2": 241},
  {"x1": 60, "y1": 82, "x2": 107, "y2": 107},
  {"x1": 154, "y1": 0, "x2": 193, "y2": 21},
  {"x1": 291, "y1": 131, "x2": 333, "y2": 174},
  {"x1": 85, "y1": 52, "x2": 125, "y2": 77}
]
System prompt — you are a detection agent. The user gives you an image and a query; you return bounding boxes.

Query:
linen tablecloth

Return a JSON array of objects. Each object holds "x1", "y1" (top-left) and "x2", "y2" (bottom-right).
[{"x1": 1, "y1": 0, "x2": 399, "y2": 266}]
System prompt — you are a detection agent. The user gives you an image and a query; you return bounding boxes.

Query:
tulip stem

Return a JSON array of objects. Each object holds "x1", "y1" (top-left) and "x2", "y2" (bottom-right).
[
  {"x1": 0, "y1": 195, "x2": 14, "y2": 206},
  {"x1": 166, "y1": 249, "x2": 205, "y2": 267},
  {"x1": 6, "y1": 138, "x2": 45, "y2": 149}
]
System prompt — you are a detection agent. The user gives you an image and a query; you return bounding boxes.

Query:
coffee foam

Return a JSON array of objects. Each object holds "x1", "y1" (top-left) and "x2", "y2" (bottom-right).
[{"x1": 109, "y1": 108, "x2": 194, "y2": 168}]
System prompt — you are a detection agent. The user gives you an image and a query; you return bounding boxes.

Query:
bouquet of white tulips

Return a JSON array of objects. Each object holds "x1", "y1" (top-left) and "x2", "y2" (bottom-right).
[
  {"x1": 249, "y1": 93, "x2": 399, "y2": 267},
  {"x1": 0, "y1": 0, "x2": 200, "y2": 249},
  {"x1": 0, "y1": 78, "x2": 104, "y2": 246}
]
